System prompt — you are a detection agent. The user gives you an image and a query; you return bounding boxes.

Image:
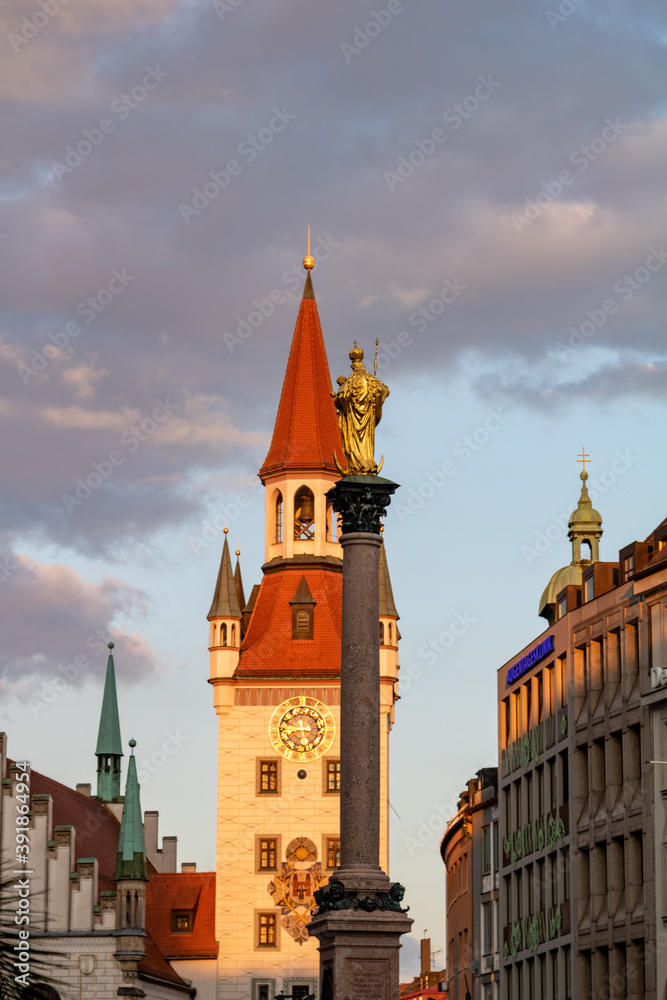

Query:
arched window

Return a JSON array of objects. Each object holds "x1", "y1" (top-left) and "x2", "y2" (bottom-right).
[
  {"x1": 221, "y1": 623, "x2": 228, "y2": 647},
  {"x1": 388, "y1": 623, "x2": 393, "y2": 644},
  {"x1": 379, "y1": 621, "x2": 385, "y2": 645},
  {"x1": 294, "y1": 486, "x2": 315, "y2": 540},
  {"x1": 212, "y1": 624, "x2": 217, "y2": 646},
  {"x1": 581, "y1": 539, "x2": 592, "y2": 560},
  {"x1": 275, "y1": 491, "x2": 283, "y2": 543},
  {"x1": 231, "y1": 624, "x2": 236, "y2": 646}
]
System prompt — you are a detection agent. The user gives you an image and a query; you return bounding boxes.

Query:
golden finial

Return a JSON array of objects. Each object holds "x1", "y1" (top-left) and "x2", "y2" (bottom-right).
[
  {"x1": 236, "y1": 534, "x2": 240, "y2": 557},
  {"x1": 224, "y1": 513, "x2": 228, "y2": 535},
  {"x1": 577, "y1": 447, "x2": 591, "y2": 477},
  {"x1": 303, "y1": 223, "x2": 315, "y2": 271},
  {"x1": 380, "y1": 524, "x2": 384, "y2": 534}
]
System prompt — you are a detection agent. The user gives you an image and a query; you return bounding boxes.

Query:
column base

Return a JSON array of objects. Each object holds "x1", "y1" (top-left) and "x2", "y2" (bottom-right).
[{"x1": 309, "y1": 906, "x2": 412, "y2": 1000}]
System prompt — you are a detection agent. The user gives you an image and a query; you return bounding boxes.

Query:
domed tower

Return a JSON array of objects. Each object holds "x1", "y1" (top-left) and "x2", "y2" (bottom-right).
[{"x1": 539, "y1": 461, "x2": 603, "y2": 625}]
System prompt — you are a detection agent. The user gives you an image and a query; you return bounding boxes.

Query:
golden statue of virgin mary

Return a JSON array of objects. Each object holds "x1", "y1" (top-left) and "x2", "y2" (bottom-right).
[{"x1": 332, "y1": 343, "x2": 389, "y2": 476}]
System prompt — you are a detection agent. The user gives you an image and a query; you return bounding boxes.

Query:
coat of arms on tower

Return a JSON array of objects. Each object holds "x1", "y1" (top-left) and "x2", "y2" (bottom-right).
[{"x1": 268, "y1": 838, "x2": 326, "y2": 944}]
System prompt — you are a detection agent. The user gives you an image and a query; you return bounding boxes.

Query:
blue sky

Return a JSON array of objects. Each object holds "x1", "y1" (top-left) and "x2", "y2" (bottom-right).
[{"x1": 1, "y1": 0, "x2": 666, "y2": 980}]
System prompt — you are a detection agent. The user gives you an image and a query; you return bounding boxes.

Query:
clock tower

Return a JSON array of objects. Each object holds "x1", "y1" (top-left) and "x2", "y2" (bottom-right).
[{"x1": 210, "y1": 259, "x2": 401, "y2": 1000}]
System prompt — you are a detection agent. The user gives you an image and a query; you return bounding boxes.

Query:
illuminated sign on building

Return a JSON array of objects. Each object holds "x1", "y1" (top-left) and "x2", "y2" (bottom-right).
[{"x1": 506, "y1": 635, "x2": 555, "y2": 686}]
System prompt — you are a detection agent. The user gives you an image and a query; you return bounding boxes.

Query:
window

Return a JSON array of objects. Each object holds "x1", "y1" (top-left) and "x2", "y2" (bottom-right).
[
  {"x1": 483, "y1": 826, "x2": 491, "y2": 874},
  {"x1": 516, "y1": 870, "x2": 523, "y2": 919},
  {"x1": 275, "y1": 492, "x2": 283, "y2": 542},
  {"x1": 379, "y1": 621, "x2": 385, "y2": 644},
  {"x1": 517, "y1": 961, "x2": 524, "y2": 1000},
  {"x1": 326, "y1": 837, "x2": 340, "y2": 870},
  {"x1": 548, "y1": 758, "x2": 556, "y2": 811},
  {"x1": 259, "y1": 838, "x2": 277, "y2": 871},
  {"x1": 221, "y1": 623, "x2": 227, "y2": 647},
  {"x1": 504, "y1": 788, "x2": 512, "y2": 837},
  {"x1": 546, "y1": 666, "x2": 554, "y2": 715},
  {"x1": 257, "y1": 912, "x2": 277, "y2": 947},
  {"x1": 258, "y1": 988, "x2": 270, "y2": 1000},
  {"x1": 564, "y1": 946, "x2": 572, "y2": 999},
  {"x1": 558, "y1": 656, "x2": 567, "y2": 708},
  {"x1": 483, "y1": 902, "x2": 492, "y2": 953},
  {"x1": 504, "y1": 876, "x2": 512, "y2": 923},
  {"x1": 562, "y1": 848, "x2": 570, "y2": 901},
  {"x1": 539, "y1": 955, "x2": 547, "y2": 1000},
  {"x1": 526, "y1": 773, "x2": 533, "y2": 822},
  {"x1": 552, "y1": 950, "x2": 559, "y2": 1000},
  {"x1": 537, "y1": 673, "x2": 544, "y2": 723},
  {"x1": 527, "y1": 864, "x2": 534, "y2": 914},
  {"x1": 528, "y1": 958, "x2": 535, "y2": 1000},
  {"x1": 292, "y1": 989, "x2": 312, "y2": 1000},
  {"x1": 623, "y1": 553, "x2": 635, "y2": 579},
  {"x1": 584, "y1": 574, "x2": 594, "y2": 602},
  {"x1": 560, "y1": 752, "x2": 569, "y2": 805},
  {"x1": 294, "y1": 486, "x2": 315, "y2": 540},
  {"x1": 258, "y1": 760, "x2": 279, "y2": 794},
  {"x1": 515, "y1": 781, "x2": 522, "y2": 829},
  {"x1": 326, "y1": 760, "x2": 341, "y2": 792},
  {"x1": 526, "y1": 680, "x2": 532, "y2": 730},
  {"x1": 538, "y1": 859, "x2": 545, "y2": 912},
  {"x1": 504, "y1": 698, "x2": 511, "y2": 745},
  {"x1": 493, "y1": 821, "x2": 499, "y2": 873},
  {"x1": 558, "y1": 595, "x2": 567, "y2": 619},
  {"x1": 171, "y1": 909, "x2": 193, "y2": 932},
  {"x1": 294, "y1": 608, "x2": 312, "y2": 637},
  {"x1": 537, "y1": 766, "x2": 544, "y2": 816}
]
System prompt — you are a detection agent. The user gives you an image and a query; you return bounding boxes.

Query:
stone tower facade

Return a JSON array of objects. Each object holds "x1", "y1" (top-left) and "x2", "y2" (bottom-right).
[{"x1": 210, "y1": 268, "x2": 401, "y2": 999}]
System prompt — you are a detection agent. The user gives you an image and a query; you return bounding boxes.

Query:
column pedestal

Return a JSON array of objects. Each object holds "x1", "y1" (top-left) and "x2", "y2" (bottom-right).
[{"x1": 309, "y1": 476, "x2": 412, "y2": 1000}]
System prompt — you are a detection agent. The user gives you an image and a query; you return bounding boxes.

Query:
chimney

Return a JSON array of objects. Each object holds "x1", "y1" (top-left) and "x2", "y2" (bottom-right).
[
  {"x1": 421, "y1": 937, "x2": 431, "y2": 977},
  {"x1": 181, "y1": 862, "x2": 197, "y2": 874},
  {"x1": 76, "y1": 783, "x2": 91, "y2": 797}
]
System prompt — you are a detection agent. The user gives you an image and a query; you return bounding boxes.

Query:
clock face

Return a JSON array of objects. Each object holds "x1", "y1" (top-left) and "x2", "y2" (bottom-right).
[{"x1": 269, "y1": 696, "x2": 335, "y2": 762}]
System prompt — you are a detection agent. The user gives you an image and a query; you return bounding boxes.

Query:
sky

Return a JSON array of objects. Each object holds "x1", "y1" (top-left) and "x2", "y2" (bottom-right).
[{"x1": 1, "y1": 0, "x2": 666, "y2": 982}]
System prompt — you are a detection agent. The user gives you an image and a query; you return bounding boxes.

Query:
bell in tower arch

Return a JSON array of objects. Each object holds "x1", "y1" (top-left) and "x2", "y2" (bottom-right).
[{"x1": 294, "y1": 486, "x2": 315, "y2": 540}]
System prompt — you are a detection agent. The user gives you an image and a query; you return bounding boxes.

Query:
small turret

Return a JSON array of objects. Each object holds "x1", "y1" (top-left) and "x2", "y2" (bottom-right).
[
  {"x1": 95, "y1": 643, "x2": 123, "y2": 801},
  {"x1": 114, "y1": 739, "x2": 147, "y2": 987},
  {"x1": 208, "y1": 530, "x2": 243, "y2": 682}
]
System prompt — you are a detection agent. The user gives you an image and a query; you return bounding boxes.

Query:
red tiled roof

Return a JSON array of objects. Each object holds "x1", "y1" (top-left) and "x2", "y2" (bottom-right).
[
  {"x1": 146, "y1": 872, "x2": 218, "y2": 960},
  {"x1": 236, "y1": 565, "x2": 342, "y2": 677},
  {"x1": 259, "y1": 275, "x2": 343, "y2": 478}
]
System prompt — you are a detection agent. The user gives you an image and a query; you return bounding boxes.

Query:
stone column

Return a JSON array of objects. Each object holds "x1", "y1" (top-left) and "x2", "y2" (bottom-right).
[{"x1": 309, "y1": 475, "x2": 412, "y2": 1000}]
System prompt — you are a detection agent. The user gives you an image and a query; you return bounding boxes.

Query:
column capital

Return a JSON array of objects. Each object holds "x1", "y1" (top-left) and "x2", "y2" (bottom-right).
[{"x1": 326, "y1": 475, "x2": 399, "y2": 535}]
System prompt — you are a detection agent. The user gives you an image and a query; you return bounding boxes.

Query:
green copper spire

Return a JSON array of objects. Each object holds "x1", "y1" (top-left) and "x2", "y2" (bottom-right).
[
  {"x1": 95, "y1": 643, "x2": 123, "y2": 801},
  {"x1": 115, "y1": 739, "x2": 148, "y2": 882}
]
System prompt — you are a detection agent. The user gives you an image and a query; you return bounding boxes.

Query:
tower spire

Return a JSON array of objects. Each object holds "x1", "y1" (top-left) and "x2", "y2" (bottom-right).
[
  {"x1": 115, "y1": 739, "x2": 148, "y2": 882},
  {"x1": 95, "y1": 642, "x2": 123, "y2": 801},
  {"x1": 259, "y1": 238, "x2": 341, "y2": 478},
  {"x1": 568, "y1": 451, "x2": 603, "y2": 563},
  {"x1": 234, "y1": 539, "x2": 246, "y2": 614}
]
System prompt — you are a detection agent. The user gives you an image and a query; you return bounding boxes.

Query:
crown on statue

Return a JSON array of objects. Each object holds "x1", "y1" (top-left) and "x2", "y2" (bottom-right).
[{"x1": 349, "y1": 342, "x2": 364, "y2": 363}]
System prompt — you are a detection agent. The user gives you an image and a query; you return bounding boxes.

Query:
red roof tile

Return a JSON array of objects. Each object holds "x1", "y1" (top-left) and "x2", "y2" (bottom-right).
[
  {"x1": 146, "y1": 872, "x2": 218, "y2": 960},
  {"x1": 259, "y1": 275, "x2": 343, "y2": 478},
  {"x1": 236, "y1": 565, "x2": 342, "y2": 677}
]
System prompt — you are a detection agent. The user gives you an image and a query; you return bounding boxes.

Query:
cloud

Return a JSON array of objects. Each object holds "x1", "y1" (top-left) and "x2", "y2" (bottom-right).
[{"x1": 0, "y1": 550, "x2": 156, "y2": 688}]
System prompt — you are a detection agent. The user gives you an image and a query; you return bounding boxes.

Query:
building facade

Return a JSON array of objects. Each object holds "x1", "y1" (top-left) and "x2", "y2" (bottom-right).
[
  {"x1": 209, "y1": 263, "x2": 402, "y2": 999},
  {"x1": 442, "y1": 768, "x2": 499, "y2": 1000},
  {"x1": 498, "y1": 467, "x2": 667, "y2": 1000},
  {"x1": 0, "y1": 646, "x2": 217, "y2": 1000}
]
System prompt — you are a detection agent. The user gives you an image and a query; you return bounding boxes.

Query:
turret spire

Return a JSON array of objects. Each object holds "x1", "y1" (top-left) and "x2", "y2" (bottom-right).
[
  {"x1": 208, "y1": 532, "x2": 242, "y2": 619},
  {"x1": 95, "y1": 642, "x2": 123, "y2": 801},
  {"x1": 234, "y1": 540, "x2": 246, "y2": 614},
  {"x1": 115, "y1": 739, "x2": 148, "y2": 881}
]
